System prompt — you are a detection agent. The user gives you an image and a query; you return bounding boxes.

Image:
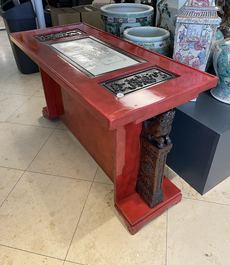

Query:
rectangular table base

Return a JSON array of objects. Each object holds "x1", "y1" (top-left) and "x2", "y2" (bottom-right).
[{"x1": 116, "y1": 177, "x2": 182, "y2": 234}]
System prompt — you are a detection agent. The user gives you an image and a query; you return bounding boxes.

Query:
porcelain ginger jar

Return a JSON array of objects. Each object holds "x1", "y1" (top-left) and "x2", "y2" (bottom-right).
[
  {"x1": 100, "y1": 3, "x2": 153, "y2": 37},
  {"x1": 123, "y1": 26, "x2": 170, "y2": 56},
  {"x1": 173, "y1": 0, "x2": 221, "y2": 71},
  {"x1": 206, "y1": 29, "x2": 224, "y2": 69},
  {"x1": 211, "y1": 38, "x2": 230, "y2": 104}
]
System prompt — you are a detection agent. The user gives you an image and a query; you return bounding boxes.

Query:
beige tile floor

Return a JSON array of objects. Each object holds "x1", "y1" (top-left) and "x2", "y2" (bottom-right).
[{"x1": 0, "y1": 29, "x2": 229, "y2": 265}]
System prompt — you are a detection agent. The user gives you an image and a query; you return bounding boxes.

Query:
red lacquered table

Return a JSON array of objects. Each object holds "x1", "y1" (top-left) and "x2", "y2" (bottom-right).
[{"x1": 10, "y1": 23, "x2": 218, "y2": 234}]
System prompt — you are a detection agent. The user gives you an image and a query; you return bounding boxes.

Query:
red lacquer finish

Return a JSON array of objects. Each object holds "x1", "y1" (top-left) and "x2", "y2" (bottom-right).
[
  {"x1": 10, "y1": 23, "x2": 218, "y2": 233},
  {"x1": 40, "y1": 69, "x2": 64, "y2": 119},
  {"x1": 116, "y1": 177, "x2": 181, "y2": 234}
]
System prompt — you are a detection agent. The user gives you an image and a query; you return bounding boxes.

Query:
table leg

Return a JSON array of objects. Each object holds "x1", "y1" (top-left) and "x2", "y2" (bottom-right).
[
  {"x1": 115, "y1": 110, "x2": 182, "y2": 234},
  {"x1": 40, "y1": 69, "x2": 64, "y2": 120}
]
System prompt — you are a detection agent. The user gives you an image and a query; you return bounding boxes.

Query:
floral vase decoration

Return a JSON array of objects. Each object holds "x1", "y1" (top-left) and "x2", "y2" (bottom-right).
[
  {"x1": 173, "y1": 0, "x2": 221, "y2": 71},
  {"x1": 211, "y1": 38, "x2": 230, "y2": 104}
]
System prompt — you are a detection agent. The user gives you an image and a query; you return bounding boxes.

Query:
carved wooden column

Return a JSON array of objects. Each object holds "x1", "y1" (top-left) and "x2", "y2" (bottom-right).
[{"x1": 136, "y1": 110, "x2": 175, "y2": 208}]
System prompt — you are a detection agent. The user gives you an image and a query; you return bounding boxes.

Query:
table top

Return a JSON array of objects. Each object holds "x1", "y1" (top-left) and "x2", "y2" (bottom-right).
[{"x1": 10, "y1": 23, "x2": 218, "y2": 130}]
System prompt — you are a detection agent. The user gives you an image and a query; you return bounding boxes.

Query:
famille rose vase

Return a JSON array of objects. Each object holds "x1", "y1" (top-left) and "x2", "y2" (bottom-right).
[
  {"x1": 173, "y1": 0, "x2": 221, "y2": 71},
  {"x1": 211, "y1": 38, "x2": 230, "y2": 104},
  {"x1": 100, "y1": 4, "x2": 153, "y2": 37},
  {"x1": 123, "y1": 26, "x2": 170, "y2": 56}
]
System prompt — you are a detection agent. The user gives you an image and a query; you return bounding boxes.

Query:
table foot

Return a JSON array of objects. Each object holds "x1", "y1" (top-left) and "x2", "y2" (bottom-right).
[
  {"x1": 42, "y1": 106, "x2": 60, "y2": 120},
  {"x1": 116, "y1": 177, "x2": 182, "y2": 234}
]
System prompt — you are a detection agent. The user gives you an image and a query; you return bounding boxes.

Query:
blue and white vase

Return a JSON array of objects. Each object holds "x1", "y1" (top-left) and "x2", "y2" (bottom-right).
[
  {"x1": 211, "y1": 38, "x2": 230, "y2": 104},
  {"x1": 101, "y1": 4, "x2": 153, "y2": 37}
]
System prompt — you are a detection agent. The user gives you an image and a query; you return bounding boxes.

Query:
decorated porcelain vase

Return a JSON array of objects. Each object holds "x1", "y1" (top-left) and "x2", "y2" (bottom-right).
[
  {"x1": 123, "y1": 26, "x2": 170, "y2": 56},
  {"x1": 100, "y1": 4, "x2": 153, "y2": 37},
  {"x1": 206, "y1": 29, "x2": 224, "y2": 69},
  {"x1": 173, "y1": 0, "x2": 221, "y2": 71},
  {"x1": 211, "y1": 38, "x2": 230, "y2": 104}
]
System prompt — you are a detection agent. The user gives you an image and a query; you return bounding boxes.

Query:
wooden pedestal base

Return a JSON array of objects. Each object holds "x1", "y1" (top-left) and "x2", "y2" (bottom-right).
[{"x1": 116, "y1": 177, "x2": 182, "y2": 234}]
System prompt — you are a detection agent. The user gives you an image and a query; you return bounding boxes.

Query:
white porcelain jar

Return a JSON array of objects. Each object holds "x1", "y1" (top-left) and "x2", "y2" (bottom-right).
[
  {"x1": 101, "y1": 3, "x2": 153, "y2": 37},
  {"x1": 123, "y1": 26, "x2": 170, "y2": 56}
]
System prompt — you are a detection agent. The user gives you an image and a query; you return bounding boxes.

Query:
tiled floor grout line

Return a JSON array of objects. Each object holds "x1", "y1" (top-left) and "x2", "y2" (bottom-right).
[
  {"x1": 0, "y1": 243, "x2": 65, "y2": 263},
  {"x1": 0, "y1": 120, "x2": 94, "y2": 265},
  {"x1": 3, "y1": 86, "x2": 60, "y2": 130},
  {"x1": 183, "y1": 196, "x2": 230, "y2": 207},
  {"x1": 63, "y1": 167, "x2": 99, "y2": 262},
  {"x1": 0, "y1": 164, "x2": 113, "y2": 185},
  {"x1": 0, "y1": 128, "x2": 55, "y2": 208},
  {"x1": 25, "y1": 169, "x2": 94, "y2": 183},
  {"x1": 0, "y1": 165, "x2": 24, "y2": 172},
  {"x1": 24, "y1": 128, "x2": 56, "y2": 172},
  {"x1": 2, "y1": 119, "x2": 59, "y2": 130},
  {"x1": 92, "y1": 180, "x2": 113, "y2": 185},
  {"x1": 64, "y1": 261, "x2": 86, "y2": 265},
  {"x1": 63, "y1": 259, "x2": 85, "y2": 265},
  {"x1": 0, "y1": 170, "x2": 25, "y2": 209}
]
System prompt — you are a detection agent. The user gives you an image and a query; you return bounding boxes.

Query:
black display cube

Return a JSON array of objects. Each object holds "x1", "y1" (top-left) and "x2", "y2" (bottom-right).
[{"x1": 167, "y1": 92, "x2": 230, "y2": 194}]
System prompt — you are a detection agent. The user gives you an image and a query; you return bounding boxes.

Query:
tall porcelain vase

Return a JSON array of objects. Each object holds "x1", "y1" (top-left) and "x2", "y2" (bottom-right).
[
  {"x1": 211, "y1": 38, "x2": 230, "y2": 104},
  {"x1": 173, "y1": 0, "x2": 221, "y2": 71}
]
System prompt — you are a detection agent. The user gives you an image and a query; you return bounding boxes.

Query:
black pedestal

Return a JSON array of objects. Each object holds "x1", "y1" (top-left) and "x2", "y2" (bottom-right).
[{"x1": 167, "y1": 92, "x2": 230, "y2": 194}]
